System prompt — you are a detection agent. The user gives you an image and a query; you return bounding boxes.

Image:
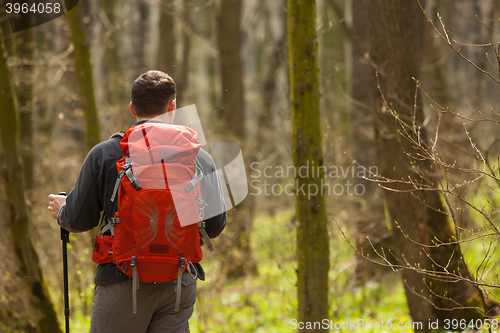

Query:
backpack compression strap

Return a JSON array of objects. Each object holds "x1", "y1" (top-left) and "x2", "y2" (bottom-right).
[
  {"x1": 131, "y1": 256, "x2": 139, "y2": 314},
  {"x1": 184, "y1": 157, "x2": 215, "y2": 252},
  {"x1": 184, "y1": 158, "x2": 214, "y2": 252},
  {"x1": 174, "y1": 258, "x2": 198, "y2": 312}
]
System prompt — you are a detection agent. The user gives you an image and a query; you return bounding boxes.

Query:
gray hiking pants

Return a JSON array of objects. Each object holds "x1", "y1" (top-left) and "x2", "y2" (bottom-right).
[{"x1": 90, "y1": 273, "x2": 196, "y2": 333}]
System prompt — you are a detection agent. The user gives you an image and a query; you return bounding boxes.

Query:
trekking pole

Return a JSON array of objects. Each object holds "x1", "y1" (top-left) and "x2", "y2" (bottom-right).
[{"x1": 59, "y1": 191, "x2": 70, "y2": 333}]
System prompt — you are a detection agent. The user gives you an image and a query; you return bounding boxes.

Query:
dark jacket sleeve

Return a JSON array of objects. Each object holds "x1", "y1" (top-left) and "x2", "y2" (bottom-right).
[
  {"x1": 197, "y1": 149, "x2": 226, "y2": 238},
  {"x1": 57, "y1": 136, "x2": 122, "y2": 233},
  {"x1": 57, "y1": 146, "x2": 102, "y2": 233}
]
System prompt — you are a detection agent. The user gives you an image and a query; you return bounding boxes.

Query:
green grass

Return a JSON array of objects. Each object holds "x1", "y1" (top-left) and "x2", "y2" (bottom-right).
[{"x1": 191, "y1": 210, "x2": 412, "y2": 332}]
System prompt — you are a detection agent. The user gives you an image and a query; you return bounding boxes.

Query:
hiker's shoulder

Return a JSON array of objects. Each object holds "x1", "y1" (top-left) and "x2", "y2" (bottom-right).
[
  {"x1": 85, "y1": 134, "x2": 123, "y2": 162},
  {"x1": 95, "y1": 134, "x2": 122, "y2": 151},
  {"x1": 196, "y1": 148, "x2": 216, "y2": 171}
]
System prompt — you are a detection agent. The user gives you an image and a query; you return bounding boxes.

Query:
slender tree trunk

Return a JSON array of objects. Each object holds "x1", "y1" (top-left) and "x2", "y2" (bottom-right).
[
  {"x1": 67, "y1": 2, "x2": 100, "y2": 152},
  {"x1": 15, "y1": 29, "x2": 35, "y2": 189},
  {"x1": 364, "y1": 0, "x2": 485, "y2": 328},
  {"x1": 247, "y1": 13, "x2": 287, "y2": 263},
  {"x1": 216, "y1": 0, "x2": 245, "y2": 137},
  {"x1": 137, "y1": 0, "x2": 149, "y2": 70},
  {"x1": 288, "y1": 0, "x2": 330, "y2": 331},
  {"x1": 176, "y1": 0, "x2": 192, "y2": 106},
  {"x1": 100, "y1": 0, "x2": 127, "y2": 106},
  {"x1": 0, "y1": 24, "x2": 62, "y2": 333},
  {"x1": 215, "y1": 0, "x2": 256, "y2": 278},
  {"x1": 156, "y1": 0, "x2": 191, "y2": 106},
  {"x1": 157, "y1": 0, "x2": 176, "y2": 76}
]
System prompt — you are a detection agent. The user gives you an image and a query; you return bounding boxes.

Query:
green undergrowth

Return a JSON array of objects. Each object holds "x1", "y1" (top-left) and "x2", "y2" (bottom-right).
[
  {"x1": 191, "y1": 210, "x2": 412, "y2": 333},
  {"x1": 460, "y1": 174, "x2": 500, "y2": 305},
  {"x1": 64, "y1": 208, "x2": 416, "y2": 332}
]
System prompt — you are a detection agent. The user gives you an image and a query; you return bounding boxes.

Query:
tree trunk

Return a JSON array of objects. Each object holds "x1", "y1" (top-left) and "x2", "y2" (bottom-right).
[
  {"x1": 215, "y1": 0, "x2": 256, "y2": 278},
  {"x1": 15, "y1": 29, "x2": 35, "y2": 189},
  {"x1": 100, "y1": 0, "x2": 128, "y2": 106},
  {"x1": 137, "y1": 0, "x2": 149, "y2": 70},
  {"x1": 216, "y1": 0, "x2": 245, "y2": 138},
  {"x1": 0, "y1": 24, "x2": 62, "y2": 333},
  {"x1": 176, "y1": 0, "x2": 192, "y2": 107},
  {"x1": 364, "y1": 0, "x2": 485, "y2": 328},
  {"x1": 343, "y1": 0, "x2": 390, "y2": 283},
  {"x1": 156, "y1": 0, "x2": 176, "y2": 76},
  {"x1": 67, "y1": 2, "x2": 100, "y2": 152},
  {"x1": 288, "y1": 0, "x2": 330, "y2": 331},
  {"x1": 156, "y1": 0, "x2": 191, "y2": 106}
]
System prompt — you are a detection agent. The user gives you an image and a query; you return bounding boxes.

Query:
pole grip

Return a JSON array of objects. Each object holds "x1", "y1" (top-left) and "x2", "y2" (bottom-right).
[{"x1": 58, "y1": 192, "x2": 70, "y2": 243}]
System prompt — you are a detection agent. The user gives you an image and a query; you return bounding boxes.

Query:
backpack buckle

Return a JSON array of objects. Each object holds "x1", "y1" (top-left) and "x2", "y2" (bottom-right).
[{"x1": 124, "y1": 164, "x2": 141, "y2": 190}]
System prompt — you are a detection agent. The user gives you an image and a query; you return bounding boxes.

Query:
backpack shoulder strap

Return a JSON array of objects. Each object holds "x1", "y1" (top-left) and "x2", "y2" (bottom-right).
[{"x1": 109, "y1": 131, "x2": 125, "y2": 140}]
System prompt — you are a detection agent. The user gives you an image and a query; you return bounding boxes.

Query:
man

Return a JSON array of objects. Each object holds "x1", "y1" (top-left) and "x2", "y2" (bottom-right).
[{"x1": 48, "y1": 70, "x2": 226, "y2": 333}]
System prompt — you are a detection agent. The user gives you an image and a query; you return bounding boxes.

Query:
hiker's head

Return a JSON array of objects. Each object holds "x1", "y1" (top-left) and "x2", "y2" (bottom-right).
[{"x1": 130, "y1": 70, "x2": 176, "y2": 121}]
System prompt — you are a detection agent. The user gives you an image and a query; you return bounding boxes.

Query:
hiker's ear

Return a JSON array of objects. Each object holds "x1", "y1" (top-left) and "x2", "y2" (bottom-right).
[
  {"x1": 129, "y1": 102, "x2": 137, "y2": 117},
  {"x1": 167, "y1": 99, "x2": 176, "y2": 112}
]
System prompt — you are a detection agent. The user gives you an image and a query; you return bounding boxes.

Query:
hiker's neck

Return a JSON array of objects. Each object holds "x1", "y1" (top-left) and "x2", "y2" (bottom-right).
[{"x1": 136, "y1": 111, "x2": 175, "y2": 124}]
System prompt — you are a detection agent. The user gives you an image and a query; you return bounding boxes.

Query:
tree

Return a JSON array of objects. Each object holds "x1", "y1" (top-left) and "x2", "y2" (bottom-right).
[
  {"x1": 99, "y1": 0, "x2": 128, "y2": 106},
  {"x1": 15, "y1": 28, "x2": 36, "y2": 189},
  {"x1": 363, "y1": 0, "x2": 485, "y2": 327},
  {"x1": 216, "y1": 0, "x2": 245, "y2": 137},
  {"x1": 0, "y1": 23, "x2": 62, "y2": 333},
  {"x1": 66, "y1": 2, "x2": 100, "y2": 152},
  {"x1": 328, "y1": 0, "x2": 390, "y2": 282},
  {"x1": 157, "y1": 0, "x2": 176, "y2": 76},
  {"x1": 288, "y1": 0, "x2": 330, "y2": 331},
  {"x1": 156, "y1": 0, "x2": 192, "y2": 107},
  {"x1": 215, "y1": 0, "x2": 256, "y2": 278}
]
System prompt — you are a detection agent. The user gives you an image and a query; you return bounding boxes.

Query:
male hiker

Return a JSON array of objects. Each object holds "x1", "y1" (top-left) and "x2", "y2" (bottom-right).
[{"x1": 48, "y1": 70, "x2": 226, "y2": 333}]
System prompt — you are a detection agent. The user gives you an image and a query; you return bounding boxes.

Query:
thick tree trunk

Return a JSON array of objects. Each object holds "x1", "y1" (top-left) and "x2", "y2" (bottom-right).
[
  {"x1": 364, "y1": 0, "x2": 485, "y2": 329},
  {"x1": 67, "y1": 2, "x2": 100, "y2": 152},
  {"x1": 288, "y1": 0, "x2": 330, "y2": 331},
  {"x1": 0, "y1": 25, "x2": 62, "y2": 333},
  {"x1": 342, "y1": 0, "x2": 390, "y2": 283}
]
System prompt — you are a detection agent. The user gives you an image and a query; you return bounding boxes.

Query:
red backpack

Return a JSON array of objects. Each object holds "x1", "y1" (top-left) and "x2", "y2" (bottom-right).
[{"x1": 92, "y1": 122, "x2": 213, "y2": 313}]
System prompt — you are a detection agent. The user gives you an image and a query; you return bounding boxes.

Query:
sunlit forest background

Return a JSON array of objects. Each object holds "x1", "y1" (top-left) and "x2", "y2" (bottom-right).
[{"x1": 2, "y1": 0, "x2": 500, "y2": 332}]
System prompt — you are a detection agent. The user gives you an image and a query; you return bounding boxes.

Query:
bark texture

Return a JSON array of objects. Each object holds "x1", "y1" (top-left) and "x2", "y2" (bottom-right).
[
  {"x1": 0, "y1": 24, "x2": 62, "y2": 333},
  {"x1": 364, "y1": 0, "x2": 485, "y2": 329},
  {"x1": 288, "y1": 0, "x2": 330, "y2": 331}
]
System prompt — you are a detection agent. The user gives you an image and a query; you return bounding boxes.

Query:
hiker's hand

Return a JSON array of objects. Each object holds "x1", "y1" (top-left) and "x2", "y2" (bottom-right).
[{"x1": 48, "y1": 194, "x2": 66, "y2": 220}]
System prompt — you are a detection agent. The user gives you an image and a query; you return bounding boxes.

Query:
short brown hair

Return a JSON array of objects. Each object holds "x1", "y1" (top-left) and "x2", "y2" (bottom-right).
[{"x1": 131, "y1": 70, "x2": 176, "y2": 117}]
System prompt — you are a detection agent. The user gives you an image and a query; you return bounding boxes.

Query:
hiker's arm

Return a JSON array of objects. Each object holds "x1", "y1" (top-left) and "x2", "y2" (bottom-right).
[
  {"x1": 57, "y1": 147, "x2": 102, "y2": 233},
  {"x1": 201, "y1": 157, "x2": 227, "y2": 238}
]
